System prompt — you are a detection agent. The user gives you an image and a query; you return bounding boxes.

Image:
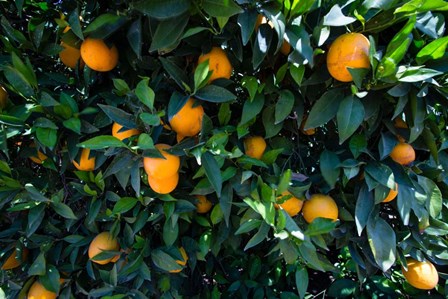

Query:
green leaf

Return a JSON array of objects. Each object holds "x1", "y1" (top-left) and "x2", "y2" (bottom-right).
[
  {"x1": 151, "y1": 249, "x2": 182, "y2": 272},
  {"x1": 252, "y1": 25, "x2": 273, "y2": 70},
  {"x1": 0, "y1": 114, "x2": 25, "y2": 127},
  {"x1": 163, "y1": 220, "x2": 178, "y2": 246},
  {"x1": 416, "y1": 36, "x2": 448, "y2": 65},
  {"x1": 275, "y1": 90, "x2": 295, "y2": 124},
  {"x1": 112, "y1": 197, "x2": 138, "y2": 214},
  {"x1": 40, "y1": 265, "x2": 60, "y2": 293},
  {"x1": 367, "y1": 215, "x2": 396, "y2": 272},
  {"x1": 78, "y1": 136, "x2": 127, "y2": 150},
  {"x1": 394, "y1": 0, "x2": 448, "y2": 14},
  {"x1": 365, "y1": 162, "x2": 395, "y2": 189},
  {"x1": 244, "y1": 221, "x2": 270, "y2": 251},
  {"x1": 195, "y1": 85, "x2": 236, "y2": 103},
  {"x1": 323, "y1": 5, "x2": 356, "y2": 26},
  {"x1": 237, "y1": 9, "x2": 258, "y2": 46},
  {"x1": 127, "y1": 18, "x2": 142, "y2": 58},
  {"x1": 418, "y1": 176, "x2": 442, "y2": 218},
  {"x1": 132, "y1": 0, "x2": 191, "y2": 20},
  {"x1": 305, "y1": 218, "x2": 338, "y2": 236},
  {"x1": 202, "y1": 0, "x2": 244, "y2": 18},
  {"x1": 239, "y1": 93, "x2": 264, "y2": 125},
  {"x1": 194, "y1": 60, "x2": 211, "y2": 92},
  {"x1": 396, "y1": 66, "x2": 442, "y2": 82},
  {"x1": 349, "y1": 134, "x2": 367, "y2": 159},
  {"x1": 304, "y1": 89, "x2": 344, "y2": 129},
  {"x1": 355, "y1": 185, "x2": 374, "y2": 236},
  {"x1": 327, "y1": 279, "x2": 357, "y2": 298},
  {"x1": 36, "y1": 127, "x2": 57, "y2": 149},
  {"x1": 320, "y1": 150, "x2": 340, "y2": 189},
  {"x1": 220, "y1": 184, "x2": 233, "y2": 226},
  {"x1": 98, "y1": 104, "x2": 137, "y2": 128},
  {"x1": 4, "y1": 66, "x2": 34, "y2": 98},
  {"x1": 135, "y1": 78, "x2": 155, "y2": 110},
  {"x1": 63, "y1": 118, "x2": 81, "y2": 134},
  {"x1": 290, "y1": 64, "x2": 305, "y2": 85},
  {"x1": 149, "y1": 14, "x2": 189, "y2": 52},
  {"x1": 83, "y1": 13, "x2": 127, "y2": 39},
  {"x1": 336, "y1": 96, "x2": 365, "y2": 144},
  {"x1": 159, "y1": 57, "x2": 191, "y2": 92},
  {"x1": 28, "y1": 252, "x2": 46, "y2": 276},
  {"x1": 137, "y1": 134, "x2": 155, "y2": 150},
  {"x1": 202, "y1": 152, "x2": 222, "y2": 197},
  {"x1": 68, "y1": 10, "x2": 83, "y2": 40},
  {"x1": 51, "y1": 202, "x2": 78, "y2": 220},
  {"x1": 140, "y1": 113, "x2": 160, "y2": 126},
  {"x1": 262, "y1": 106, "x2": 283, "y2": 139},
  {"x1": 295, "y1": 266, "x2": 308, "y2": 299}
]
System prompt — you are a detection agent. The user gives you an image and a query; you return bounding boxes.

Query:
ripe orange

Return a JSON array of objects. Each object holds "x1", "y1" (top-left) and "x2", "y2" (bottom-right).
[
  {"x1": 244, "y1": 136, "x2": 266, "y2": 160},
  {"x1": 195, "y1": 195, "x2": 213, "y2": 213},
  {"x1": 112, "y1": 122, "x2": 140, "y2": 141},
  {"x1": 1, "y1": 247, "x2": 29, "y2": 270},
  {"x1": 29, "y1": 150, "x2": 48, "y2": 165},
  {"x1": 169, "y1": 247, "x2": 188, "y2": 273},
  {"x1": 80, "y1": 38, "x2": 118, "y2": 72},
  {"x1": 0, "y1": 85, "x2": 8, "y2": 109},
  {"x1": 389, "y1": 142, "x2": 415, "y2": 166},
  {"x1": 275, "y1": 191, "x2": 304, "y2": 217},
  {"x1": 280, "y1": 40, "x2": 291, "y2": 55},
  {"x1": 88, "y1": 232, "x2": 120, "y2": 265},
  {"x1": 169, "y1": 98, "x2": 204, "y2": 142},
  {"x1": 402, "y1": 258, "x2": 439, "y2": 290},
  {"x1": 394, "y1": 118, "x2": 408, "y2": 129},
  {"x1": 326, "y1": 33, "x2": 370, "y2": 82},
  {"x1": 73, "y1": 148, "x2": 95, "y2": 171},
  {"x1": 59, "y1": 42, "x2": 82, "y2": 69},
  {"x1": 302, "y1": 194, "x2": 338, "y2": 223},
  {"x1": 197, "y1": 47, "x2": 233, "y2": 82},
  {"x1": 147, "y1": 172, "x2": 179, "y2": 194},
  {"x1": 27, "y1": 280, "x2": 57, "y2": 299},
  {"x1": 143, "y1": 144, "x2": 180, "y2": 179},
  {"x1": 382, "y1": 183, "x2": 398, "y2": 203}
]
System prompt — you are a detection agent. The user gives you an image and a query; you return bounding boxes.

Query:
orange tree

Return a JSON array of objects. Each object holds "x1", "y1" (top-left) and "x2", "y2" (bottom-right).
[{"x1": 1, "y1": 0, "x2": 448, "y2": 298}]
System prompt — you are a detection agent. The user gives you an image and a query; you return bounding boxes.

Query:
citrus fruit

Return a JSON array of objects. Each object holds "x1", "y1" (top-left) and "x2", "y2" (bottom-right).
[
  {"x1": 244, "y1": 136, "x2": 266, "y2": 160},
  {"x1": 394, "y1": 117, "x2": 408, "y2": 129},
  {"x1": 27, "y1": 280, "x2": 57, "y2": 299},
  {"x1": 169, "y1": 98, "x2": 204, "y2": 142},
  {"x1": 195, "y1": 195, "x2": 213, "y2": 213},
  {"x1": 88, "y1": 232, "x2": 120, "y2": 265},
  {"x1": 382, "y1": 183, "x2": 398, "y2": 203},
  {"x1": 29, "y1": 150, "x2": 48, "y2": 165},
  {"x1": 147, "y1": 172, "x2": 179, "y2": 194},
  {"x1": 73, "y1": 148, "x2": 95, "y2": 171},
  {"x1": 280, "y1": 40, "x2": 291, "y2": 55},
  {"x1": 143, "y1": 144, "x2": 180, "y2": 179},
  {"x1": 275, "y1": 191, "x2": 304, "y2": 217},
  {"x1": 112, "y1": 122, "x2": 140, "y2": 141},
  {"x1": 169, "y1": 247, "x2": 188, "y2": 273},
  {"x1": 197, "y1": 47, "x2": 233, "y2": 82},
  {"x1": 1, "y1": 247, "x2": 28, "y2": 270},
  {"x1": 389, "y1": 142, "x2": 415, "y2": 165},
  {"x1": 302, "y1": 194, "x2": 339, "y2": 223},
  {"x1": 59, "y1": 42, "x2": 82, "y2": 69},
  {"x1": 0, "y1": 85, "x2": 8, "y2": 109},
  {"x1": 80, "y1": 38, "x2": 118, "y2": 72},
  {"x1": 402, "y1": 258, "x2": 439, "y2": 290},
  {"x1": 326, "y1": 33, "x2": 370, "y2": 82}
]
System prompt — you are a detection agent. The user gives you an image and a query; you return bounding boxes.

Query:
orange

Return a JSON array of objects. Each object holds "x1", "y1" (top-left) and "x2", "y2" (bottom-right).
[
  {"x1": 80, "y1": 38, "x2": 118, "y2": 72},
  {"x1": 326, "y1": 33, "x2": 370, "y2": 82},
  {"x1": 389, "y1": 142, "x2": 415, "y2": 166},
  {"x1": 73, "y1": 148, "x2": 95, "y2": 171},
  {"x1": 147, "y1": 172, "x2": 179, "y2": 194},
  {"x1": 27, "y1": 280, "x2": 57, "y2": 299},
  {"x1": 302, "y1": 194, "x2": 338, "y2": 223},
  {"x1": 197, "y1": 47, "x2": 233, "y2": 82},
  {"x1": 402, "y1": 258, "x2": 439, "y2": 290},
  {"x1": 169, "y1": 98, "x2": 204, "y2": 142},
  {"x1": 280, "y1": 40, "x2": 291, "y2": 55},
  {"x1": 1, "y1": 247, "x2": 29, "y2": 270},
  {"x1": 88, "y1": 232, "x2": 120, "y2": 265},
  {"x1": 59, "y1": 42, "x2": 82, "y2": 69},
  {"x1": 29, "y1": 150, "x2": 48, "y2": 165},
  {"x1": 0, "y1": 85, "x2": 8, "y2": 109},
  {"x1": 195, "y1": 195, "x2": 213, "y2": 214},
  {"x1": 382, "y1": 183, "x2": 398, "y2": 203},
  {"x1": 394, "y1": 118, "x2": 408, "y2": 129},
  {"x1": 169, "y1": 247, "x2": 188, "y2": 273},
  {"x1": 143, "y1": 144, "x2": 180, "y2": 179},
  {"x1": 244, "y1": 136, "x2": 266, "y2": 159},
  {"x1": 275, "y1": 191, "x2": 304, "y2": 217},
  {"x1": 112, "y1": 122, "x2": 140, "y2": 141}
]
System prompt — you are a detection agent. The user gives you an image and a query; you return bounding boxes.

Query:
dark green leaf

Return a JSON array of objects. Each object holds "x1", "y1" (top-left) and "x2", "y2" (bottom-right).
[
  {"x1": 262, "y1": 106, "x2": 283, "y2": 138},
  {"x1": 132, "y1": 0, "x2": 191, "y2": 20},
  {"x1": 149, "y1": 14, "x2": 189, "y2": 52},
  {"x1": 367, "y1": 215, "x2": 396, "y2": 272},
  {"x1": 195, "y1": 85, "x2": 236, "y2": 103},
  {"x1": 98, "y1": 104, "x2": 136, "y2": 128},
  {"x1": 202, "y1": 0, "x2": 244, "y2": 18},
  {"x1": 355, "y1": 185, "x2": 374, "y2": 236},
  {"x1": 40, "y1": 265, "x2": 60, "y2": 293},
  {"x1": 252, "y1": 25, "x2": 273, "y2": 69},
  {"x1": 327, "y1": 279, "x2": 357, "y2": 298},
  {"x1": 127, "y1": 18, "x2": 142, "y2": 58},
  {"x1": 36, "y1": 127, "x2": 57, "y2": 149},
  {"x1": 83, "y1": 14, "x2": 127, "y2": 39},
  {"x1": 295, "y1": 266, "x2": 308, "y2": 299},
  {"x1": 337, "y1": 96, "x2": 365, "y2": 144},
  {"x1": 28, "y1": 252, "x2": 46, "y2": 276},
  {"x1": 51, "y1": 202, "x2": 78, "y2": 220},
  {"x1": 244, "y1": 221, "x2": 270, "y2": 251},
  {"x1": 275, "y1": 90, "x2": 295, "y2": 124},
  {"x1": 202, "y1": 151, "x2": 222, "y2": 197},
  {"x1": 305, "y1": 218, "x2": 338, "y2": 236},
  {"x1": 159, "y1": 57, "x2": 191, "y2": 92},
  {"x1": 320, "y1": 150, "x2": 340, "y2": 189},
  {"x1": 135, "y1": 78, "x2": 155, "y2": 110},
  {"x1": 112, "y1": 197, "x2": 138, "y2": 214},
  {"x1": 305, "y1": 89, "x2": 344, "y2": 129},
  {"x1": 78, "y1": 136, "x2": 127, "y2": 150},
  {"x1": 63, "y1": 118, "x2": 81, "y2": 134},
  {"x1": 151, "y1": 249, "x2": 182, "y2": 272},
  {"x1": 239, "y1": 93, "x2": 264, "y2": 125}
]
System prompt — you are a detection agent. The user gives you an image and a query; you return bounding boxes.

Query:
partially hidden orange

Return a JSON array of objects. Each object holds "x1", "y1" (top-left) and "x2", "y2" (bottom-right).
[
  {"x1": 80, "y1": 38, "x2": 118, "y2": 72},
  {"x1": 112, "y1": 122, "x2": 140, "y2": 141},
  {"x1": 88, "y1": 232, "x2": 120, "y2": 265},
  {"x1": 197, "y1": 47, "x2": 233, "y2": 82},
  {"x1": 73, "y1": 148, "x2": 95, "y2": 171},
  {"x1": 302, "y1": 194, "x2": 338, "y2": 223}
]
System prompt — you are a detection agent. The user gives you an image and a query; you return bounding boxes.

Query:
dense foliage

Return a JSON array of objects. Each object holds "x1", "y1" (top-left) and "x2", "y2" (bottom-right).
[{"x1": 1, "y1": 0, "x2": 448, "y2": 298}]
